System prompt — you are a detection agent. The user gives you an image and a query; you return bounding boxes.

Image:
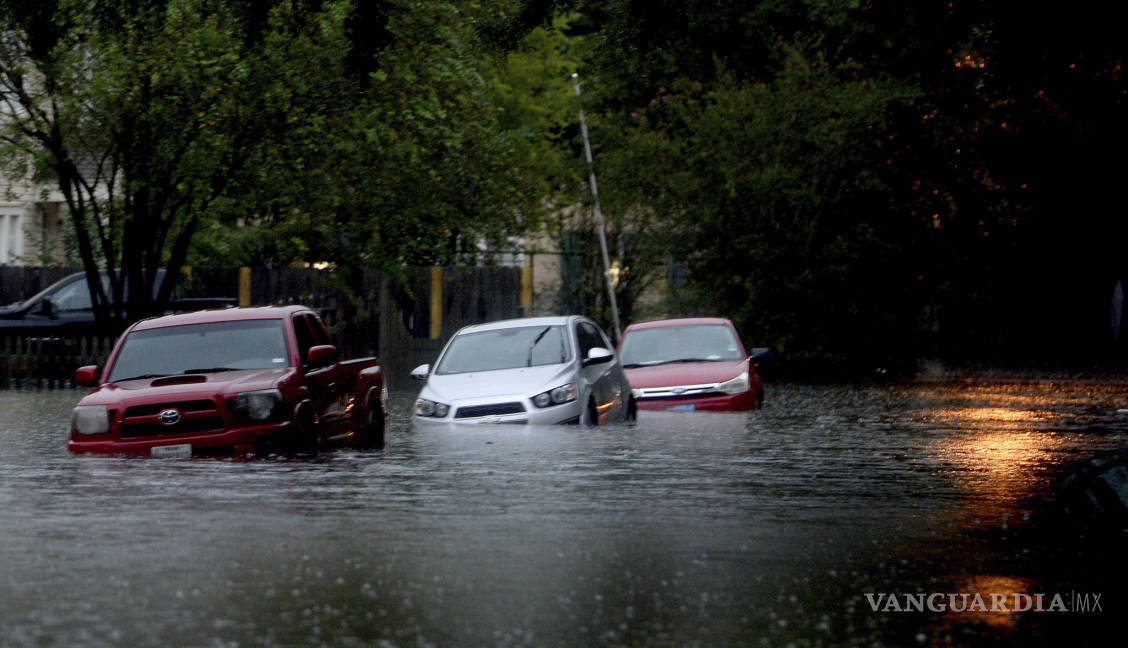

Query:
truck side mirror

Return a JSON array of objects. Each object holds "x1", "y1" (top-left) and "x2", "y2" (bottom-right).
[
  {"x1": 74, "y1": 365, "x2": 100, "y2": 387},
  {"x1": 307, "y1": 345, "x2": 338, "y2": 368}
]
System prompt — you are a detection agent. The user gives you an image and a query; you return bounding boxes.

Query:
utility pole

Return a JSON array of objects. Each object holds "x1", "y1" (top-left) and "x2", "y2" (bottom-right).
[{"x1": 571, "y1": 72, "x2": 622, "y2": 342}]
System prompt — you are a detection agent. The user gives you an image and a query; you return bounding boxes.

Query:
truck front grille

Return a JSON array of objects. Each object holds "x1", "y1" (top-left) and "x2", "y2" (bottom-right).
[
  {"x1": 122, "y1": 400, "x2": 216, "y2": 418},
  {"x1": 119, "y1": 400, "x2": 225, "y2": 439}
]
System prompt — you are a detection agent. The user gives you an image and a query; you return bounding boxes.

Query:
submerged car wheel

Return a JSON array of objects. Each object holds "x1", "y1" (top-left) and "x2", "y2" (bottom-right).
[
  {"x1": 626, "y1": 396, "x2": 638, "y2": 422},
  {"x1": 281, "y1": 416, "x2": 319, "y2": 458},
  {"x1": 361, "y1": 406, "x2": 386, "y2": 449},
  {"x1": 755, "y1": 389, "x2": 765, "y2": 410},
  {"x1": 584, "y1": 399, "x2": 599, "y2": 426}
]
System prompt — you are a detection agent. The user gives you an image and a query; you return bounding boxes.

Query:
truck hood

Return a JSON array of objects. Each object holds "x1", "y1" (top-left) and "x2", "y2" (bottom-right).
[
  {"x1": 77, "y1": 368, "x2": 294, "y2": 407},
  {"x1": 624, "y1": 359, "x2": 748, "y2": 389}
]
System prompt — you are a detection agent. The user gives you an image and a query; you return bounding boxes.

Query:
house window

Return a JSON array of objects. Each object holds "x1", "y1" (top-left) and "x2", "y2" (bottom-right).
[{"x1": 0, "y1": 212, "x2": 22, "y2": 264}]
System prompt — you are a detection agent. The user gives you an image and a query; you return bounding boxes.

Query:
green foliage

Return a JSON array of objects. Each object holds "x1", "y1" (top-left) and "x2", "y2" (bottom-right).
[
  {"x1": 2, "y1": 0, "x2": 560, "y2": 321},
  {"x1": 579, "y1": 16, "x2": 922, "y2": 374},
  {"x1": 192, "y1": 0, "x2": 569, "y2": 276}
]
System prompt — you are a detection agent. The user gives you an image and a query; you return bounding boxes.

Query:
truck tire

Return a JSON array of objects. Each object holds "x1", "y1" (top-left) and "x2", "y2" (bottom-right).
[
  {"x1": 360, "y1": 406, "x2": 385, "y2": 449},
  {"x1": 281, "y1": 416, "x2": 319, "y2": 458}
]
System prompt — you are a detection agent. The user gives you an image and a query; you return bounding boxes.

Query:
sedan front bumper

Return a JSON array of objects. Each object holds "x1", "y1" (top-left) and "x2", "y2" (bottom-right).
[{"x1": 413, "y1": 394, "x2": 583, "y2": 426}]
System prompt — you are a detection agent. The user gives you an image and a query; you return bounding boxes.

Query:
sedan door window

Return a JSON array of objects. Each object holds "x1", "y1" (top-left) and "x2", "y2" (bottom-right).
[{"x1": 576, "y1": 322, "x2": 607, "y2": 359}]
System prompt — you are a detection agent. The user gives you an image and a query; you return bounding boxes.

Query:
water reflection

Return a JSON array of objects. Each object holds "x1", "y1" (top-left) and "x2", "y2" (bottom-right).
[{"x1": 2, "y1": 380, "x2": 1128, "y2": 647}]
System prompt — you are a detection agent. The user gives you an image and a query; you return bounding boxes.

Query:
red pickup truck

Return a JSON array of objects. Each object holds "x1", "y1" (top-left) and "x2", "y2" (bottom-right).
[{"x1": 68, "y1": 305, "x2": 387, "y2": 457}]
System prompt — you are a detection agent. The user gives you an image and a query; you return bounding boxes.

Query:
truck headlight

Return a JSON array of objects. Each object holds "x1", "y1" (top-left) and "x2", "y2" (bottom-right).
[
  {"x1": 717, "y1": 371, "x2": 750, "y2": 395},
  {"x1": 71, "y1": 405, "x2": 110, "y2": 435},
  {"x1": 234, "y1": 389, "x2": 283, "y2": 421},
  {"x1": 533, "y1": 383, "x2": 577, "y2": 408},
  {"x1": 415, "y1": 399, "x2": 449, "y2": 418}
]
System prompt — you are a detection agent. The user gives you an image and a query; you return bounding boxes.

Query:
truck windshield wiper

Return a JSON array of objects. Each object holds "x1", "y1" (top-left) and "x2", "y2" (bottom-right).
[
  {"x1": 181, "y1": 367, "x2": 240, "y2": 374},
  {"x1": 111, "y1": 373, "x2": 167, "y2": 383}
]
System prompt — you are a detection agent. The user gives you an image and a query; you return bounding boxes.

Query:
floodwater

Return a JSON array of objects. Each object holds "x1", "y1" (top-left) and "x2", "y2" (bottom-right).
[{"x1": 2, "y1": 378, "x2": 1128, "y2": 647}]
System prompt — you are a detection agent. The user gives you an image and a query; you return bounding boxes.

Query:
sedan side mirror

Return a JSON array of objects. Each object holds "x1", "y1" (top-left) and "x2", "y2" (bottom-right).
[
  {"x1": 583, "y1": 347, "x2": 614, "y2": 367},
  {"x1": 74, "y1": 365, "x2": 100, "y2": 387},
  {"x1": 307, "y1": 345, "x2": 338, "y2": 368},
  {"x1": 411, "y1": 364, "x2": 431, "y2": 381}
]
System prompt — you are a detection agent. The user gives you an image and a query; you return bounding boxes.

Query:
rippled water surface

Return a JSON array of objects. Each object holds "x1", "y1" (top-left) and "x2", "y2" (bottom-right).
[{"x1": 2, "y1": 379, "x2": 1128, "y2": 647}]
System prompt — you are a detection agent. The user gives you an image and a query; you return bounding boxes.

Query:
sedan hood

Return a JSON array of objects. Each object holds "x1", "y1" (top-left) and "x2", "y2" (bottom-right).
[
  {"x1": 423, "y1": 364, "x2": 572, "y2": 402},
  {"x1": 625, "y1": 359, "x2": 747, "y2": 389}
]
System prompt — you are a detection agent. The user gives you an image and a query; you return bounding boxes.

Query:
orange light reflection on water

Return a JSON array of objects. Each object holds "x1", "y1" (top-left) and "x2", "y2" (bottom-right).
[{"x1": 919, "y1": 386, "x2": 1068, "y2": 517}]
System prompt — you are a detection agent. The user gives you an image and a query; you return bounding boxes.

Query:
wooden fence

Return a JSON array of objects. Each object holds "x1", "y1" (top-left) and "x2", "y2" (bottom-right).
[
  {"x1": 0, "y1": 265, "x2": 525, "y2": 389},
  {"x1": 0, "y1": 335, "x2": 116, "y2": 390}
]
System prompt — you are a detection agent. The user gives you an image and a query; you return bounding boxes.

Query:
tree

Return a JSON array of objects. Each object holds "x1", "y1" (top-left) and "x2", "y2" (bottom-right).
[
  {"x1": 565, "y1": 1, "x2": 923, "y2": 373},
  {"x1": 1, "y1": 0, "x2": 349, "y2": 327},
  {"x1": 189, "y1": 0, "x2": 568, "y2": 275}
]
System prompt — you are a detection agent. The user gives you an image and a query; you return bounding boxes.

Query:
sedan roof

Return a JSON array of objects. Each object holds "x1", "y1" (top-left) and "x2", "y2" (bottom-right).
[{"x1": 457, "y1": 315, "x2": 576, "y2": 335}]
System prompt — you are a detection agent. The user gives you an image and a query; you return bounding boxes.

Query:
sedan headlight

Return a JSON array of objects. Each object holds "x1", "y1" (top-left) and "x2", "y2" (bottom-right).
[
  {"x1": 415, "y1": 398, "x2": 450, "y2": 418},
  {"x1": 717, "y1": 371, "x2": 751, "y2": 395},
  {"x1": 71, "y1": 405, "x2": 110, "y2": 435},
  {"x1": 234, "y1": 389, "x2": 283, "y2": 421},
  {"x1": 532, "y1": 383, "x2": 577, "y2": 408}
]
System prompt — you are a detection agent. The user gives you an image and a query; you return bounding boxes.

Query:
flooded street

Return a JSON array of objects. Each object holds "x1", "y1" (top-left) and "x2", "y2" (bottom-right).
[{"x1": 2, "y1": 378, "x2": 1128, "y2": 647}]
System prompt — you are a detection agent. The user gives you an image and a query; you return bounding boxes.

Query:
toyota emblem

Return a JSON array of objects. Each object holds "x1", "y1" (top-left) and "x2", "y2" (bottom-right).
[{"x1": 159, "y1": 409, "x2": 182, "y2": 426}]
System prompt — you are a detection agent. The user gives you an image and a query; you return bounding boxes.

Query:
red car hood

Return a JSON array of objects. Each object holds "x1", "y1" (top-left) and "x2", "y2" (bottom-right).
[{"x1": 625, "y1": 359, "x2": 747, "y2": 388}]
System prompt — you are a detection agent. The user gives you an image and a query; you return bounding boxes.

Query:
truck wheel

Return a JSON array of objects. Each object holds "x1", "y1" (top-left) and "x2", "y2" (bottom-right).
[
  {"x1": 281, "y1": 417, "x2": 319, "y2": 458},
  {"x1": 361, "y1": 406, "x2": 385, "y2": 449}
]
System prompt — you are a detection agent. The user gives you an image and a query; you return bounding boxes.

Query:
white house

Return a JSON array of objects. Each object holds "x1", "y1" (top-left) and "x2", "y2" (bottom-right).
[{"x1": 0, "y1": 178, "x2": 68, "y2": 266}]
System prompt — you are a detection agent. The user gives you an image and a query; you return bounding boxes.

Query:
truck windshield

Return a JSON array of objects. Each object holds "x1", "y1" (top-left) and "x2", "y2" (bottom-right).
[
  {"x1": 435, "y1": 325, "x2": 571, "y2": 374},
  {"x1": 106, "y1": 319, "x2": 289, "y2": 382}
]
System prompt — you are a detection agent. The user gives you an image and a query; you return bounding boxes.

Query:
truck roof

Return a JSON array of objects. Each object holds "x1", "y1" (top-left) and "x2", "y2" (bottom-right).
[{"x1": 130, "y1": 305, "x2": 312, "y2": 331}]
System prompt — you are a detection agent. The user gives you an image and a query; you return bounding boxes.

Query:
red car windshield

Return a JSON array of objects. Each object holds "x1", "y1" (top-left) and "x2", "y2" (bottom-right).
[
  {"x1": 106, "y1": 319, "x2": 289, "y2": 382},
  {"x1": 620, "y1": 325, "x2": 743, "y2": 367}
]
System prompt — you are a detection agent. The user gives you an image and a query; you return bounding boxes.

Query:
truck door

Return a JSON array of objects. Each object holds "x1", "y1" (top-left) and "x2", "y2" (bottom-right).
[{"x1": 292, "y1": 313, "x2": 349, "y2": 436}]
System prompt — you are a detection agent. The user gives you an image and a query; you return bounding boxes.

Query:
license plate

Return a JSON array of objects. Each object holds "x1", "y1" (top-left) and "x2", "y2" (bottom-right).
[
  {"x1": 151, "y1": 444, "x2": 192, "y2": 458},
  {"x1": 668, "y1": 404, "x2": 696, "y2": 412}
]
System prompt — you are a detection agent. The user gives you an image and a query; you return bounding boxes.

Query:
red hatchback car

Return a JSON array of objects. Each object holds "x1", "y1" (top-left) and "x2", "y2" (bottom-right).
[{"x1": 617, "y1": 317, "x2": 768, "y2": 412}]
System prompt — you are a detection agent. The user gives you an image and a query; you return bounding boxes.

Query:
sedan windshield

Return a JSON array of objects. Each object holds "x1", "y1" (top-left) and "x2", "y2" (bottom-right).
[
  {"x1": 436, "y1": 325, "x2": 571, "y2": 374},
  {"x1": 619, "y1": 324, "x2": 744, "y2": 367},
  {"x1": 107, "y1": 319, "x2": 289, "y2": 382}
]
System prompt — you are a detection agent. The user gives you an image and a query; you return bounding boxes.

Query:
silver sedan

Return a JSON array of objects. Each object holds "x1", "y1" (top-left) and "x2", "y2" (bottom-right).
[{"x1": 411, "y1": 316, "x2": 635, "y2": 426}]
